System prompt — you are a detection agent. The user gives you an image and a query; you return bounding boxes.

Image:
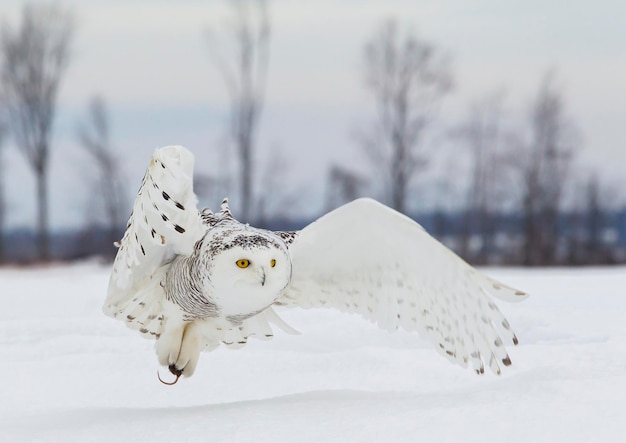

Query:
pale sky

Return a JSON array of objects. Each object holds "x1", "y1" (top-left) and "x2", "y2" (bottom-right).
[{"x1": 2, "y1": 0, "x2": 626, "y2": 228}]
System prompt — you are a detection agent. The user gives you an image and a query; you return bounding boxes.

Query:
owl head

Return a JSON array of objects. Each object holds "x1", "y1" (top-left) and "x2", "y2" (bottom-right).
[{"x1": 198, "y1": 226, "x2": 292, "y2": 320}]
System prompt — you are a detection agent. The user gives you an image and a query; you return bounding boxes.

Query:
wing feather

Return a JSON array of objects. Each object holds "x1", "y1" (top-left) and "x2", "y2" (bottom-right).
[
  {"x1": 279, "y1": 198, "x2": 528, "y2": 374},
  {"x1": 103, "y1": 146, "x2": 205, "y2": 336}
]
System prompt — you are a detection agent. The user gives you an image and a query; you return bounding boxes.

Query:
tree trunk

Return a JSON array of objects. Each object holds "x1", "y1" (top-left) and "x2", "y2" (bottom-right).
[
  {"x1": 391, "y1": 180, "x2": 406, "y2": 214},
  {"x1": 0, "y1": 165, "x2": 4, "y2": 264},
  {"x1": 239, "y1": 135, "x2": 252, "y2": 222},
  {"x1": 522, "y1": 194, "x2": 535, "y2": 266},
  {"x1": 36, "y1": 165, "x2": 50, "y2": 261},
  {"x1": 390, "y1": 133, "x2": 407, "y2": 213}
]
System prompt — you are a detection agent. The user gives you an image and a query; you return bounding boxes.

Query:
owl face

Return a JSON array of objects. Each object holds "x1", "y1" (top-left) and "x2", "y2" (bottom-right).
[{"x1": 202, "y1": 229, "x2": 292, "y2": 319}]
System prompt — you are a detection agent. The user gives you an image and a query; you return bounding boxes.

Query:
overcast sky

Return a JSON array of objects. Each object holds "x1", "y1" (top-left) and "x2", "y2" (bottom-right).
[{"x1": 2, "y1": 0, "x2": 626, "y2": 229}]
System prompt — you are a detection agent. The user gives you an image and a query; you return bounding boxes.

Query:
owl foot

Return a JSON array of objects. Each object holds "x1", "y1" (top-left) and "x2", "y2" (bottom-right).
[
  {"x1": 155, "y1": 320, "x2": 204, "y2": 379},
  {"x1": 157, "y1": 365, "x2": 183, "y2": 385}
]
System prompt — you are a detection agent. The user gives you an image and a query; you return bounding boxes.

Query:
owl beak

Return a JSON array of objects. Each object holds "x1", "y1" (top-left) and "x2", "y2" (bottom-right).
[{"x1": 259, "y1": 267, "x2": 266, "y2": 286}]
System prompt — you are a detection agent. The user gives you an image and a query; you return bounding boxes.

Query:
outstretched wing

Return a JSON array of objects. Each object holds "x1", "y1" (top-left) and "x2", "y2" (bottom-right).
[
  {"x1": 103, "y1": 145, "x2": 205, "y2": 337},
  {"x1": 279, "y1": 198, "x2": 528, "y2": 375}
]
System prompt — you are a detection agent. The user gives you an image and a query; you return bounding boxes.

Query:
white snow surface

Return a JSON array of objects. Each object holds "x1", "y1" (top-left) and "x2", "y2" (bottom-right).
[{"x1": 1, "y1": 262, "x2": 625, "y2": 442}]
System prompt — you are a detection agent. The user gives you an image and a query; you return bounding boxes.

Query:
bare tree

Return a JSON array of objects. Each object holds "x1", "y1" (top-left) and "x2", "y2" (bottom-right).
[
  {"x1": 76, "y1": 96, "x2": 126, "y2": 250},
  {"x1": 0, "y1": 117, "x2": 6, "y2": 263},
  {"x1": 455, "y1": 92, "x2": 516, "y2": 263},
  {"x1": 255, "y1": 146, "x2": 301, "y2": 228},
  {"x1": 583, "y1": 175, "x2": 607, "y2": 263},
  {"x1": 206, "y1": 0, "x2": 270, "y2": 222},
  {"x1": 518, "y1": 73, "x2": 579, "y2": 265},
  {"x1": 194, "y1": 173, "x2": 232, "y2": 210},
  {"x1": 0, "y1": 3, "x2": 74, "y2": 260},
  {"x1": 325, "y1": 165, "x2": 367, "y2": 211},
  {"x1": 360, "y1": 18, "x2": 452, "y2": 214},
  {"x1": 566, "y1": 173, "x2": 617, "y2": 265}
]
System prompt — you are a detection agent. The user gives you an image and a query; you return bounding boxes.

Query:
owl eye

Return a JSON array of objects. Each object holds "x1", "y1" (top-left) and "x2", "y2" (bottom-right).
[
  {"x1": 236, "y1": 259, "x2": 250, "y2": 268},
  {"x1": 270, "y1": 259, "x2": 276, "y2": 268}
]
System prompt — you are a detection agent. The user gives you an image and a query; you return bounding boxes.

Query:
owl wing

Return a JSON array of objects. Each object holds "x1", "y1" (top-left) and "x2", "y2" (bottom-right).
[
  {"x1": 103, "y1": 145, "x2": 206, "y2": 338},
  {"x1": 278, "y1": 198, "x2": 528, "y2": 375}
]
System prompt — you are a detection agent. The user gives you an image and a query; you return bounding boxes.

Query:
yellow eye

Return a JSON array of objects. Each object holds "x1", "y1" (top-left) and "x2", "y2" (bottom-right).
[
  {"x1": 270, "y1": 259, "x2": 276, "y2": 268},
  {"x1": 236, "y1": 259, "x2": 250, "y2": 268}
]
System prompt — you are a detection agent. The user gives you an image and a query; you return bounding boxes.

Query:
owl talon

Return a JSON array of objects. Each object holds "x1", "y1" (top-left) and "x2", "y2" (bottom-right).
[
  {"x1": 169, "y1": 363, "x2": 183, "y2": 376},
  {"x1": 157, "y1": 364, "x2": 183, "y2": 385}
]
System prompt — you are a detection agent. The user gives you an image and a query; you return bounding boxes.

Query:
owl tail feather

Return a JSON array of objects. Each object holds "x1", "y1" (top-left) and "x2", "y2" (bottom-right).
[
  {"x1": 263, "y1": 307, "x2": 300, "y2": 336},
  {"x1": 220, "y1": 307, "x2": 299, "y2": 350}
]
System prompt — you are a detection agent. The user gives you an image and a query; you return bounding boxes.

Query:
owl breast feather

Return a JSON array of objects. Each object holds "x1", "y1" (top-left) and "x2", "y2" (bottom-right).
[{"x1": 164, "y1": 254, "x2": 220, "y2": 319}]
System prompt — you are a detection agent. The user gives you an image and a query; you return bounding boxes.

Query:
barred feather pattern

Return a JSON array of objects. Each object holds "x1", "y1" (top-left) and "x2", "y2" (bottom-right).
[{"x1": 164, "y1": 254, "x2": 220, "y2": 320}]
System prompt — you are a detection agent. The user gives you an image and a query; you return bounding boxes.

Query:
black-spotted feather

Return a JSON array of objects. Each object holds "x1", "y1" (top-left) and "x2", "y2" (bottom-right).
[
  {"x1": 104, "y1": 146, "x2": 205, "y2": 331},
  {"x1": 279, "y1": 198, "x2": 528, "y2": 375}
]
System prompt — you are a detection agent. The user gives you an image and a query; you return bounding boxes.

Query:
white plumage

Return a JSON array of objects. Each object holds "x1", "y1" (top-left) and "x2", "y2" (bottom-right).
[{"x1": 104, "y1": 145, "x2": 528, "y2": 383}]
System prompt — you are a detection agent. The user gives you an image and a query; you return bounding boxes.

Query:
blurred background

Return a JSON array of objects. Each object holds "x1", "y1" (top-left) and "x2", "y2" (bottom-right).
[{"x1": 0, "y1": 0, "x2": 625, "y2": 265}]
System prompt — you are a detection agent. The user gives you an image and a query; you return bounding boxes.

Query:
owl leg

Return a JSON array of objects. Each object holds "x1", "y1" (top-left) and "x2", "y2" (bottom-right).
[
  {"x1": 176, "y1": 321, "x2": 205, "y2": 376},
  {"x1": 155, "y1": 321, "x2": 185, "y2": 369},
  {"x1": 155, "y1": 320, "x2": 204, "y2": 379}
]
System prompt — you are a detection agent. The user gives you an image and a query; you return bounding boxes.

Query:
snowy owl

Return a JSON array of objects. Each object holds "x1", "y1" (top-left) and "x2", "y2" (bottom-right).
[{"x1": 104, "y1": 145, "x2": 528, "y2": 384}]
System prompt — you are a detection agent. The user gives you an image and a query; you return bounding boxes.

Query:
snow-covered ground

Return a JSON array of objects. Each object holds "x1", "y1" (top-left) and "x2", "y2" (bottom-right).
[{"x1": 1, "y1": 262, "x2": 625, "y2": 443}]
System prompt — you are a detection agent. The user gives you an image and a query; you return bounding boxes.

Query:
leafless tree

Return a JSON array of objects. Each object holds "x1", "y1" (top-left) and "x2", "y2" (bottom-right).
[
  {"x1": 455, "y1": 92, "x2": 516, "y2": 263},
  {"x1": 575, "y1": 174, "x2": 605, "y2": 264},
  {"x1": 254, "y1": 146, "x2": 302, "y2": 227},
  {"x1": 359, "y1": 18, "x2": 452, "y2": 214},
  {"x1": 0, "y1": 117, "x2": 6, "y2": 263},
  {"x1": 0, "y1": 3, "x2": 74, "y2": 260},
  {"x1": 325, "y1": 165, "x2": 367, "y2": 211},
  {"x1": 206, "y1": 0, "x2": 270, "y2": 222},
  {"x1": 566, "y1": 173, "x2": 617, "y2": 265},
  {"x1": 76, "y1": 96, "x2": 126, "y2": 250},
  {"x1": 518, "y1": 73, "x2": 579, "y2": 265},
  {"x1": 194, "y1": 173, "x2": 232, "y2": 210},
  {"x1": 583, "y1": 175, "x2": 611, "y2": 262}
]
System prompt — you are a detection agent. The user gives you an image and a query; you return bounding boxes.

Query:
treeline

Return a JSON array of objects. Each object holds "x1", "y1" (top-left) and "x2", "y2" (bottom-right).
[
  {"x1": 0, "y1": 1, "x2": 622, "y2": 267},
  {"x1": 2, "y1": 206, "x2": 624, "y2": 266}
]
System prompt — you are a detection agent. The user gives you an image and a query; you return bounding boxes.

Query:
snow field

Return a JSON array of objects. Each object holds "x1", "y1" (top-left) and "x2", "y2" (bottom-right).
[{"x1": 1, "y1": 263, "x2": 625, "y2": 442}]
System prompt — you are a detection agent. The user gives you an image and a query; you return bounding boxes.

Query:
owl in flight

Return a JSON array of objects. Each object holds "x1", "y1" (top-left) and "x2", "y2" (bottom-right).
[{"x1": 104, "y1": 145, "x2": 528, "y2": 384}]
